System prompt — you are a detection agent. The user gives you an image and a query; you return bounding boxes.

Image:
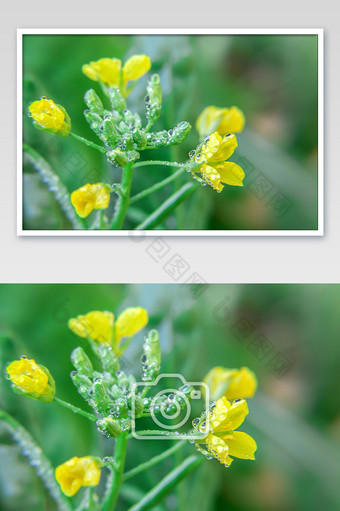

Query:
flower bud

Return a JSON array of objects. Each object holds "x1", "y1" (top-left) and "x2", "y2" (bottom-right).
[
  {"x1": 84, "y1": 89, "x2": 104, "y2": 115},
  {"x1": 145, "y1": 74, "x2": 162, "y2": 124},
  {"x1": 132, "y1": 394, "x2": 144, "y2": 417},
  {"x1": 110, "y1": 384, "x2": 123, "y2": 400},
  {"x1": 84, "y1": 110, "x2": 103, "y2": 137},
  {"x1": 134, "y1": 113, "x2": 142, "y2": 129},
  {"x1": 121, "y1": 133, "x2": 134, "y2": 150},
  {"x1": 6, "y1": 357, "x2": 55, "y2": 403},
  {"x1": 141, "y1": 329, "x2": 161, "y2": 382},
  {"x1": 106, "y1": 149, "x2": 129, "y2": 167},
  {"x1": 147, "y1": 74, "x2": 162, "y2": 105},
  {"x1": 71, "y1": 347, "x2": 94, "y2": 378},
  {"x1": 107, "y1": 87, "x2": 126, "y2": 112},
  {"x1": 123, "y1": 109, "x2": 135, "y2": 124},
  {"x1": 169, "y1": 121, "x2": 191, "y2": 145},
  {"x1": 96, "y1": 417, "x2": 122, "y2": 437},
  {"x1": 94, "y1": 344, "x2": 120, "y2": 374},
  {"x1": 28, "y1": 97, "x2": 71, "y2": 137},
  {"x1": 133, "y1": 129, "x2": 148, "y2": 149},
  {"x1": 70, "y1": 372, "x2": 93, "y2": 402},
  {"x1": 101, "y1": 116, "x2": 119, "y2": 147},
  {"x1": 90, "y1": 380, "x2": 112, "y2": 415}
]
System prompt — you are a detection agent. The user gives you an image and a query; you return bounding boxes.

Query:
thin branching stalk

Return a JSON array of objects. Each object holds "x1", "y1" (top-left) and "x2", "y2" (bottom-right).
[
  {"x1": 54, "y1": 397, "x2": 97, "y2": 422},
  {"x1": 0, "y1": 409, "x2": 73, "y2": 511},
  {"x1": 23, "y1": 144, "x2": 84, "y2": 230}
]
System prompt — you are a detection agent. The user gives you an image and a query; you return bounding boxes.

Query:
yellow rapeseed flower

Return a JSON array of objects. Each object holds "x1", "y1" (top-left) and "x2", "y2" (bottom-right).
[
  {"x1": 201, "y1": 397, "x2": 257, "y2": 467},
  {"x1": 122, "y1": 55, "x2": 151, "y2": 87},
  {"x1": 6, "y1": 357, "x2": 55, "y2": 402},
  {"x1": 115, "y1": 307, "x2": 149, "y2": 343},
  {"x1": 70, "y1": 183, "x2": 111, "y2": 218},
  {"x1": 82, "y1": 55, "x2": 151, "y2": 96},
  {"x1": 189, "y1": 131, "x2": 245, "y2": 192},
  {"x1": 55, "y1": 456, "x2": 101, "y2": 497},
  {"x1": 68, "y1": 307, "x2": 149, "y2": 356},
  {"x1": 204, "y1": 366, "x2": 257, "y2": 401},
  {"x1": 196, "y1": 105, "x2": 245, "y2": 139},
  {"x1": 28, "y1": 97, "x2": 71, "y2": 136},
  {"x1": 68, "y1": 311, "x2": 114, "y2": 344},
  {"x1": 82, "y1": 58, "x2": 122, "y2": 87}
]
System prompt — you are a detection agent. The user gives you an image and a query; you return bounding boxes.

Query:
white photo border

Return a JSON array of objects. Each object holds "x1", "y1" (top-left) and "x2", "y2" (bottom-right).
[{"x1": 17, "y1": 28, "x2": 324, "y2": 237}]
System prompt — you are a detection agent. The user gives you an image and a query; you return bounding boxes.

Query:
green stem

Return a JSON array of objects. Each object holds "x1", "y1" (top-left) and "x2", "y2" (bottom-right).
[
  {"x1": 102, "y1": 432, "x2": 128, "y2": 511},
  {"x1": 128, "y1": 455, "x2": 203, "y2": 511},
  {"x1": 123, "y1": 441, "x2": 185, "y2": 481},
  {"x1": 54, "y1": 397, "x2": 97, "y2": 422},
  {"x1": 110, "y1": 162, "x2": 134, "y2": 229},
  {"x1": 135, "y1": 182, "x2": 197, "y2": 230},
  {"x1": 133, "y1": 160, "x2": 185, "y2": 169},
  {"x1": 99, "y1": 210, "x2": 106, "y2": 229},
  {"x1": 127, "y1": 430, "x2": 185, "y2": 439},
  {"x1": 129, "y1": 167, "x2": 185, "y2": 205},
  {"x1": 70, "y1": 132, "x2": 107, "y2": 154}
]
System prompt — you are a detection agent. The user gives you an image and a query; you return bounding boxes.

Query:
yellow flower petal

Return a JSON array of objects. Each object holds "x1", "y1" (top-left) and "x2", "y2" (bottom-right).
[
  {"x1": 115, "y1": 307, "x2": 148, "y2": 342},
  {"x1": 218, "y1": 106, "x2": 245, "y2": 135},
  {"x1": 204, "y1": 367, "x2": 257, "y2": 401},
  {"x1": 205, "y1": 434, "x2": 233, "y2": 466},
  {"x1": 71, "y1": 183, "x2": 110, "y2": 219},
  {"x1": 211, "y1": 133, "x2": 238, "y2": 162},
  {"x1": 224, "y1": 399, "x2": 249, "y2": 431},
  {"x1": 224, "y1": 367, "x2": 257, "y2": 400},
  {"x1": 196, "y1": 106, "x2": 245, "y2": 139},
  {"x1": 215, "y1": 162, "x2": 245, "y2": 187},
  {"x1": 6, "y1": 358, "x2": 48, "y2": 395},
  {"x1": 55, "y1": 456, "x2": 101, "y2": 497},
  {"x1": 196, "y1": 106, "x2": 226, "y2": 139},
  {"x1": 210, "y1": 397, "x2": 249, "y2": 433},
  {"x1": 203, "y1": 366, "x2": 235, "y2": 401},
  {"x1": 82, "y1": 58, "x2": 122, "y2": 87},
  {"x1": 68, "y1": 311, "x2": 114, "y2": 344},
  {"x1": 220, "y1": 431, "x2": 257, "y2": 460},
  {"x1": 199, "y1": 164, "x2": 223, "y2": 192},
  {"x1": 122, "y1": 55, "x2": 151, "y2": 85}
]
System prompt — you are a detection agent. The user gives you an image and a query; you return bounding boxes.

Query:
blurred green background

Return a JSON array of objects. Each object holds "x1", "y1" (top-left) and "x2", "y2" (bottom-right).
[
  {"x1": 22, "y1": 34, "x2": 319, "y2": 230},
  {"x1": 1, "y1": 284, "x2": 339, "y2": 510}
]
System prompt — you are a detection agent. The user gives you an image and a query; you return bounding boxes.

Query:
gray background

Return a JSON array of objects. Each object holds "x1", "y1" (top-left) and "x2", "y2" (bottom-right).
[{"x1": 2, "y1": 1, "x2": 336, "y2": 283}]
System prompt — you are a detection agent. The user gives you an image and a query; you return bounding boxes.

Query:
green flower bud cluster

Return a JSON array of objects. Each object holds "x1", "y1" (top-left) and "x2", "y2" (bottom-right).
[
  {"x1": 69, "y1": 344, "x2": 148, "y2": 437},
  {"x1": 82, "y1": 75, "x2": 191, "y2": 168},
  {"x1": 144, "y1": 121, "x2": 191, "y2": 149},
  {"x1": 69, "y1": 330, "x2": 199, "y2": 437}
]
